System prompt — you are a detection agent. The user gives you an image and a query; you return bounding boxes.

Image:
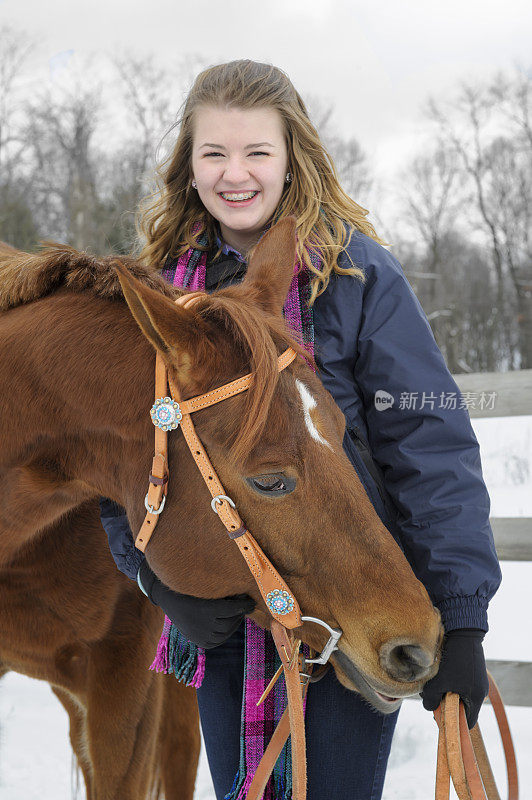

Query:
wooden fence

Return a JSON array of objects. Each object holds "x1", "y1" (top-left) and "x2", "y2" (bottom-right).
[{"x1": 412, "y1": 368, "x2": 532, "y2": 707}]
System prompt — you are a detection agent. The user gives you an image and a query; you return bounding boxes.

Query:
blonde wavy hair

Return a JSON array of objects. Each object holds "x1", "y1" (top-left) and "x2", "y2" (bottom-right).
[{"x1": 136, "y1": 59, "x2": 385, "y2": 304}]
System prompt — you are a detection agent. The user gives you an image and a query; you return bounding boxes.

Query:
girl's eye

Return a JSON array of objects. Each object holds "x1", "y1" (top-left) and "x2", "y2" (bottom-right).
[{"x1": 204, "y1": 151, "x2": 269, "y2": 157}]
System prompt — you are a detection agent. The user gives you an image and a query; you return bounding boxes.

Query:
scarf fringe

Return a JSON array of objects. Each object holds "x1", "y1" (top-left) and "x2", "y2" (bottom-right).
[
  {"x1": 149, "y1": 616, "x2": 171, "y2": 673},
  {"x1": 224, "y1": 758, "x2": 293, "y2": 800},
  {"x1": 224, "y1": 770, "x2": 253, "y2": 800},
  {"x1": 150, "y1": 616, "x2": 205, "y2": 687}
]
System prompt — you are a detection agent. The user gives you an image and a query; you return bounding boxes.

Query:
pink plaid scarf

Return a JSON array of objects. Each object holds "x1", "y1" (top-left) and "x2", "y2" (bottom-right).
[{"x1": 152, "y1": 218, "x2": 321, "y2": 798}]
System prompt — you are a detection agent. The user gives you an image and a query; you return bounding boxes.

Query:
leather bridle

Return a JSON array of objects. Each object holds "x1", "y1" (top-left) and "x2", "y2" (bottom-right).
[
  {"x1": 134, "y1": 291, "x2": 342, "y2": 799},
  {"x1": 133, "y1": 291, "x2": 519, "y2": 800}
]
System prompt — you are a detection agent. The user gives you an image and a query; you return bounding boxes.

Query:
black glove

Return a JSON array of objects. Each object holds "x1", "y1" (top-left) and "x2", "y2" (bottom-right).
[
  {"x1": 99, "y1": 498, "x2": 145, "y2": 580},
  {"x1": 137, "y1": 560, "x2": 256, "y2": 649},
  {"x1": 420, "y1": 628, "x2": 489, "y2": 728}
]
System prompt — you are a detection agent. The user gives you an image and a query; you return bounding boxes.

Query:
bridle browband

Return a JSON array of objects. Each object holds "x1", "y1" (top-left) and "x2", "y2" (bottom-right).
[{"x1": 133, "y1": 291, "x2": 518, "y2": 800}]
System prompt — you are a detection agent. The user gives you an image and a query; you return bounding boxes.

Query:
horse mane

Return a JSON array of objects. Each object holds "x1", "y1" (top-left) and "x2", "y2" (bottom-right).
[
  {"x1": 0, "y1": 241, "x2": 312, "y2": 462},
  {"x1": 0, "y1": 242, "x2": 176, "y2": 311}
]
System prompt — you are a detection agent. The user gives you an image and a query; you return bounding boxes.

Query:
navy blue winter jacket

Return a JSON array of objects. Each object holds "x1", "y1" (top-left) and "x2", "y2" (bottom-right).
[{"x1": 100, "y1": 227, "x2": 501, "y2": 632}]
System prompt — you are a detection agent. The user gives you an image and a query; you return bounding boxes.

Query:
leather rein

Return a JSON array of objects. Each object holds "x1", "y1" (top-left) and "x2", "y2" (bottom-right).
[
  {"x1": 132, "y1": 291, "x2": 518, "y2": 800},
  {"x1": 434, "y1": 673, "x2": 518, "y2": 800}
]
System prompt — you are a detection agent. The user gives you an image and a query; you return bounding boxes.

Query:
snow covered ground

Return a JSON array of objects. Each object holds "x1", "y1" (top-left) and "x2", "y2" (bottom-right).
[{"x1": 1, "y1": 416, "x2": 531, "y2": 799}]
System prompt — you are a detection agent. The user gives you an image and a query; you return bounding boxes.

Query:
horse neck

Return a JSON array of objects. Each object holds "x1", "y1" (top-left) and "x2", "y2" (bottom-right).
[{"x1": 0, "y1": 290, "x2": 155, "y2": 563}]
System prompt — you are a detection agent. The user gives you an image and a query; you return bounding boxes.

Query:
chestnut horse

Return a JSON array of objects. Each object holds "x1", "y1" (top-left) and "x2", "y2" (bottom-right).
[{"x1": 0, "y1": 218, "x2": 443, "y2": 798}]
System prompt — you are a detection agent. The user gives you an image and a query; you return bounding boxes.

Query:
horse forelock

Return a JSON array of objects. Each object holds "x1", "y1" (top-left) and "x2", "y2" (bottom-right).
[
  {"x1": 0, "y1": 242, "x2": 176, "y2": 311},
  {"x1": 0, "y1": 242, "x2": 312, "y2": 463},
  {"x1": 194, "y1": 291, "x2": 313, "y2": 464}
]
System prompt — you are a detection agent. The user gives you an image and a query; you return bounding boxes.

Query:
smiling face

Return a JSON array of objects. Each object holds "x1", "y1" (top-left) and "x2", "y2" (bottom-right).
[{"x1": 191, "y1": 105, "x2": 289, "y2": 256}]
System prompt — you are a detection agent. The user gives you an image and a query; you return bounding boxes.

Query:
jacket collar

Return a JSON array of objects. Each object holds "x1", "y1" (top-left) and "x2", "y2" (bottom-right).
[{"x1": 214, "y1": 223, "x2": 246, "y2": 263}]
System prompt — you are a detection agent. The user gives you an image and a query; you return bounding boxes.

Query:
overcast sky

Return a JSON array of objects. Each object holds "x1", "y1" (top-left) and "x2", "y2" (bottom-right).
[{"x1": 2, "y1": 0, "x2": 531, "y2": 226}]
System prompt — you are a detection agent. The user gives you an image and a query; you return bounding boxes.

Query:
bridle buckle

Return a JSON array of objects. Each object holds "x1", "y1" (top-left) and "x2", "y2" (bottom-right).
[
  {"x1": 144, "y1": 493, "x2": 166, "y2": 515},
  {"x1": 210, "y1": 494, "x2": 236, "y2": 514}
]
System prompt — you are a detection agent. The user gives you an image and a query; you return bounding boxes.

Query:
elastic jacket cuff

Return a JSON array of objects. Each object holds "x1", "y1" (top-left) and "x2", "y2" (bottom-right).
[
  {"x1": 125, "y1": 547, "x2": 145, "y2": 581},
  {"x1": 436, "y1": 595, "x2": 489, "y2": 632}
]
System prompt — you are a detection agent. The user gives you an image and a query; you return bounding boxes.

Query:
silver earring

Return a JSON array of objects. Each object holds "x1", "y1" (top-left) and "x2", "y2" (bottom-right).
[
  {"x1": 192, "y1": 179, "x2": 197, "y2": 189},
  {"x1": 285, "y1": 173, "x2": 292, "y2": 183}
]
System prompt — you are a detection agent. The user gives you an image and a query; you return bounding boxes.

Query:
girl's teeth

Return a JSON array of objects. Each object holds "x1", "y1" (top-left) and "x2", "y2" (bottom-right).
[{"x1": 221, "y1": 191, "x2": 258, "y2": 201}]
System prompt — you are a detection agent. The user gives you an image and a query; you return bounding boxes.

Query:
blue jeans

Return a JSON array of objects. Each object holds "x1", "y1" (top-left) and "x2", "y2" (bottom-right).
[{"x1": 196, "y1": 620, "x2": 400, "y2": 800}]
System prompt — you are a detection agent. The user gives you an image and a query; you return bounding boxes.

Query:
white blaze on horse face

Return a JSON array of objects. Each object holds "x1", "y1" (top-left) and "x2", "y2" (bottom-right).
[{"x1": 295, "y1": 379, "x2": 332, "y2": 449}]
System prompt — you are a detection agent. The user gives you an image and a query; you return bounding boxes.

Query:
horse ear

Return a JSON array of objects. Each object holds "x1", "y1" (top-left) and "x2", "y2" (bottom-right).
[
  {"x1": 114, "y1": 261, "x2": 200, "y2": 373},
  {"x1": 236, "y1": 215, "x2": 297, "y2": 315}
]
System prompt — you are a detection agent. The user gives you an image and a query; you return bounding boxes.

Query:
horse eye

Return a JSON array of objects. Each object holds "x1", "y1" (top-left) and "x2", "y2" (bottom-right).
[
  {"x1": 246, "y1": 474, "x2": 296, "y2": 496},
  {"x1": 255, "y1": 477, "x2": 285, "y2": 491}
]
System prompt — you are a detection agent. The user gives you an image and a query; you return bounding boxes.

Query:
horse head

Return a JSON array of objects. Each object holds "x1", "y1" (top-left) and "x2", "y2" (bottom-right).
[{"x1": 115, "y1": 217, "x2": 443, "y2": 712}]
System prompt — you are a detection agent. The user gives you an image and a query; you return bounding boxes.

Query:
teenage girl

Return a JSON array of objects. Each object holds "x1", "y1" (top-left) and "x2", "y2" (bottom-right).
[{"x1": 100, "y1": 59, "x2": 501, "y2": 800}]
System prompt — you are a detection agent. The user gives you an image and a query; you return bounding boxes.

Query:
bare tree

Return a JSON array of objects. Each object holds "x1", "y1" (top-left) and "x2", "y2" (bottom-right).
[
  {"x1": 25, "y1": 86, "x2": 106, "y2": 249},
  {"x1": 0, "y1": 24, "x2": 33, "y2": 182},
  {"x1": 0, "y1": 25, "x2": 38, "y2": 249},
  {"x1": 486, "y1": 133, "x2": 532, "y2": 367},
  {"x1": 427, "y1": 72, "x2": 532, "y2": 368},
  {"x1": 394, "y1": 138, "x2": 513, "y2": 373},
  {"x1": 490, "y1": 69, "x2": 532, "y2": 151},
  {"x1": 394, "y1": 145, "x2": 461, "y2": 345},
  {"x1": 112, "y1": 54, "x2": 176, "y2": 182},
  {"x1": 395, "y1": 229, "x2": 503, "y2": 373},
  {"x1": 304, "y1": 93, "x2": 372, "y2": 200},
  {"x1": 103, "y1": 53, "x2": 211, "y2": 252},
  {"x1": 402, "y1": 146, "x2": 462, "y2": 289}
]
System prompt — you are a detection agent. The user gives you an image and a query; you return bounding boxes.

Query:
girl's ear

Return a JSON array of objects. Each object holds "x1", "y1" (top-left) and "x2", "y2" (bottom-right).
[{"x1": 234, "y1": 216, "x2": 297, "y2": 316}]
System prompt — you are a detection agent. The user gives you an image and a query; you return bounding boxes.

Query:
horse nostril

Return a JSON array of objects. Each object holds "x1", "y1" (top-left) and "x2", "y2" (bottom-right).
[{"x1": 379, "y1": 641, "x2": 433, "y2": 682}]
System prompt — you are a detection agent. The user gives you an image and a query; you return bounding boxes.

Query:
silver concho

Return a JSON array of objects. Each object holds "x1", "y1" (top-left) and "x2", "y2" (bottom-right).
[
  {"x1": 150, "y1": 396, "x2": 182, "y2": 431},
  {"x1": 266, "y1": 589, "x2": 295, "y2": 616}
]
